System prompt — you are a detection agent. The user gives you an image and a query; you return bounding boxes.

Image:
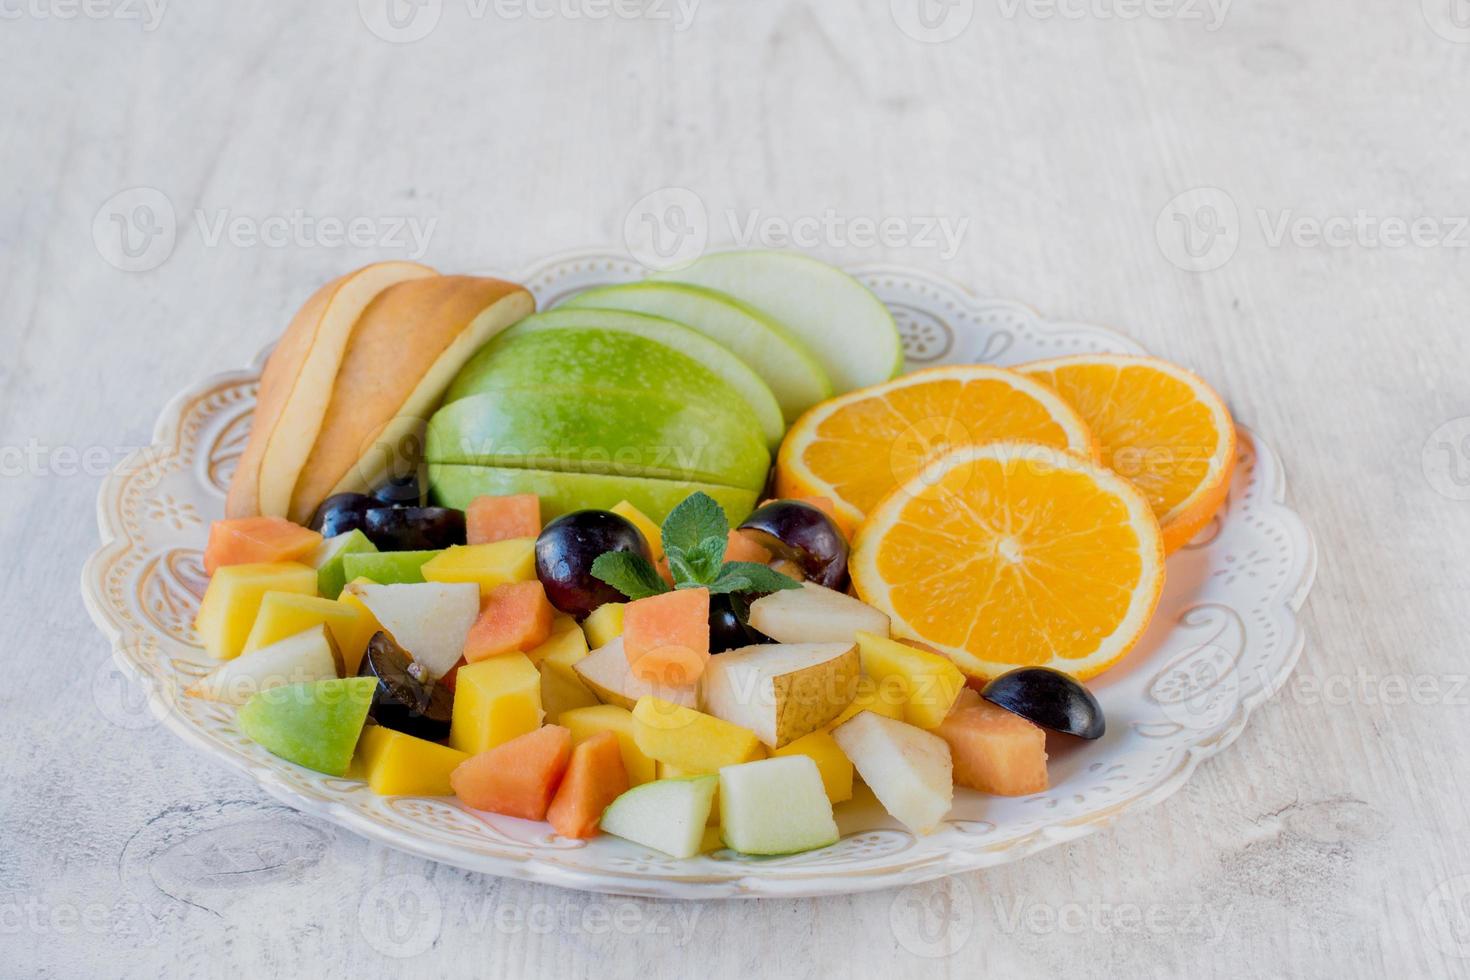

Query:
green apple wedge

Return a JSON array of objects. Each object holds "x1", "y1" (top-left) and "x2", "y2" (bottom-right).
[
  {"x1": 454, "y1": 312, "x2": 785, "y2": 449},
  {"x1": 425, "y1": 387, "x2": 769, "y2": 489},
  {"x1": 652, "y1": 250, "x2": 903, "y2": 393},
  {"x1": 428, "y1": 463, "x2": 759, "y2": 525},
  {"x1": 558, "y1": 282, "x2": 832, "y2": 422},
  {"x1": 237, "y1": 676, "x2": 377, "y2": 776}
]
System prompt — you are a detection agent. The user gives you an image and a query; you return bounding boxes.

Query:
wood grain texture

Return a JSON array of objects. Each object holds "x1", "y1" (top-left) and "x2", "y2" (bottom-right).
[{"x1": 3, "y1": 0, "x2": 1468, "y2": 976}]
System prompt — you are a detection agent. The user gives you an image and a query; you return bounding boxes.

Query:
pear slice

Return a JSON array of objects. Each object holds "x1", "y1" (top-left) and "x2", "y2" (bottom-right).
[
  {"x1": 226, "y1": 261, "x2": 436, "y2": 518},
  {"x1": 287, "y1": 275, "x2": 535, "y2": 523},
  {"x1": 747, "y1": 582, "x2": 891, "y2": 645},
  {"x1": 571, "y1": 637, "x2": 697, "y2": 711},
  {"x1": 341, "y1": 581, "x2": 479, "y2": 679},
  {"x1": 699, "y1": 642, "x2": 860, "y2": 748},
  {"x1": 832, "y1": 711, "x2": 953, "y2": 835},
  {"x1": 186, "y1": 625, "x2": 344, "y2": 704}
]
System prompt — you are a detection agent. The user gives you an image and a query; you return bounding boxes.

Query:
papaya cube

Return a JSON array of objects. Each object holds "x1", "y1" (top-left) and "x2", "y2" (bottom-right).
[
  {"x1": 631, "y1": 696, "x2": 762, "y2": 773},
  {"x1": 582, "y1": 602, "x2": 626, "y2": 649},
  {"x1": 772, "y1": 730, "x2": 854, "y2": 803},
  {"x1": 463, "y1": 581, "x2": 555, "y2": 663},
  {"x1": 610, "y1": 500, "x2": 663, "y2": 559},
  {"x1": 547, "y1": 730, "x2": 629, "y2": 839},
  {"x1": 204, "y1": 517, "x2": 322, "y2": 576},
  {"x1": 855, "y1": 631, "x2": 965, "y2": 729},
  {"x1": 467, "y1": 494, "x2": 541, "y2": 545},
  {"x1": 420, "y1": 540, "x2": 536, "y2": 597},
  {"x1": 242, "y1": 592, "x2": 374, "y2": 673},
  {"x1": 448, "y1": 653, "x2": 543, "y2": 754},
  {"x1": 356, "y1": 725, "x2": 469, "y2": 796},
  {"x1": 194, "y1": 562, "x2": 317, "y2": 660},
  {"x1": 724, "y1": 529, "x2": 772, "y2": 565},
  {"x1": 623, "y1": 588, "x2": 710, "y2": 686},
  {"x1": 561, "y1": 704, "x2": 658, "y2": 786},
  {"x1": 935, "y1": 689, "x2": 1048, "y2": 796},
  {"x1": 450, "y1": 725, "x2": 572, "y2": 820},
  {"x1": 824, "y1": 673, "x2": 908, "y2": 731}
]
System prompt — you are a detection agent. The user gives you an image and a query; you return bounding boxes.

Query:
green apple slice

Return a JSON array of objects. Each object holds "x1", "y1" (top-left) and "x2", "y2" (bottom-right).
[
  {"x1": 559, "y1": 282, "x2": 832, "y2": 422},
  {"x1": 237, "y1": 676, "x2": 376, "y2": 776},
  {"x1": 718, "y1": 755, "x2": 840, "y2": 855},
  {"x1": 428, "y1": 463, "x2": 759, "y2": 525},
  {"x1": 601, "y1": 775, "x2": 719, "y2": 859},
  {"x1": 425, "y1": 387, "x2": 769, "y2": 489},
  {"x1": 652, "y1": 250, "x2": 903, "y2": 393},
  {"x1": 308, "y1": 528, "x2": 376, "y2": 599},
  {"x1": 340, "y1": 549, "x2": 442, "y2": 586}
]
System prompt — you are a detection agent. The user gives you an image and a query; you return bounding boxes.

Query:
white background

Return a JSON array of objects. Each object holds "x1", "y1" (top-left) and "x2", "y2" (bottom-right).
[{"x1": 5, "y1": 0, "x2": 1470, "y2": 976}]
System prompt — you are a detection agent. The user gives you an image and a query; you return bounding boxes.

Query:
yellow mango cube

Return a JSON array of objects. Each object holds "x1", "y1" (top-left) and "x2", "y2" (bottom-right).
[
  {"x1": 559, "y1": 704, "x2": 657, "y2": 786},
  {"x1": 420, "y1": 539, "x2": 536, "y2": 597},
  {"x1": 355, "y1": 725, "x2": 469, "y2": 796},
  {"x1": 242, "y1": 592, "x2": 374, "y2": 673},
  {"x1": 772, "y1": 730, "x2": 854, "y2": 803},
  {"x1": 540, "y1": 665, "x2": 601, "y2": 720},
  {"x1": 449, "y1": 653, "x2": 543, "y2": 754},
  {"x1": 824, "y1": 673, "x2": 908, "y2": 731},
  {"x1": 528, "y1": 621, "x2": 588, "y2": 671},
  {"x1": 582, "y1": 602, "x2": 626, "y2": 649},
  {"x1": 194, "y1": 562, "x2": 317, "y2": 660},
  {"x1": 856, "y1": 631, "x2": 965, "y2": 729},
  {"x1": 611, "y1": 501, "x2": 663, "y2": 559},
  {"x1": 631, "y1": 697, "x2": 762, "y2": 773}
]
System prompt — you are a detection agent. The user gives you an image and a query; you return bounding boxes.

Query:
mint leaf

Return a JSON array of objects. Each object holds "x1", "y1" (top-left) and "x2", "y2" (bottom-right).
[
  {"x1": 660, "y1": 492, "x2": 729, "y2": 587},
  {"x1": 591, "y1": 551, "x2": 670, "y2": 601},
  {"x1": 706, "y1": 562, "x2": 803, "y2": 596}
]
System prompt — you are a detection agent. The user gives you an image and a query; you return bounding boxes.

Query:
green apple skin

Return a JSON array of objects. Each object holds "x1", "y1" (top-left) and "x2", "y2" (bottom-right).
[
  {"x1": 600, "y1": 775, "x2": 719, "y2": 859},
  {"x1": 558, "y1": 283, "x2": 831, "y2": 423},
  {"x1": 428, "y1": 463, "x2": 759, "y2": 526},
  {"x1": 718, "y1": 755, "x2": 840, "y2": 856},
  {"x1": 309, "y1": 528, "x2": 376, "y2": 599},
  {"x1": 237, "y1": 676, "x2": 376, "y2": 776},
  {"x1": 425, "y1": 388, "x2": 769, "y2": 490},
  {"x1": 341, "y1": 549, "x2": 442, "y2": 586},
  {"x1": 652, "y1": 250, "x2": 904, "y2": 394}
]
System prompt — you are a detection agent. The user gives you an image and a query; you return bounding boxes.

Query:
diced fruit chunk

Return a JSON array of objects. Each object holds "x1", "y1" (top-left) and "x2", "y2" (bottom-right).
[
  {"x1": 204, "y1": 517, "x2": 322, "y2": 576},
  {"x1": 358, "y1": 631, "x2": 453, "y2": 741},
  {"x1": 467, "y1": 494, "x2": 541, "y2": 545},
  {"x1": 572, "y1": 637, "x2": 697, "y2": 711},
  {"x1": 723, "y1": 529, "x2": 771, "y2": 565},
  {"x1": 832, "y1": 712, "x2": 953, "y2": 835},
  {"x1": 559, "y1": 704, "x2": 658, "y2": 786},
  {"x1": 609, "y1": 500, "x2": 663, "y2": 559},
  {"x1": 464, "y1": 581, "x2": 555, "y2": 662},
  {"x1": 355, "y1": 725, "x2": 469, "y2": 796},
  {"x1": 539, "y1": 664, "x2": 601, "y2": 721},
  {"x1": 631, "y1": 697, "x2": 762, "y2": 772},
  {"x1": 600, "y1": 775, "x2": 718, "y2": 859},
  {"x1": 936, "y1": 688, "x2": 1049, "y2": 796},
  {"x1": 771, "y1": 730, "x2": 854, "y2": 804},
  {"x1": 855, "y1": 631, "x2": 965, "y2": 730},
  {"x1": 450, "y1": 725, "x2": 572, "y2": 820},
  {"x1": 308, "y1": 528, "x2": 377, "y2": 600},
  {"x1": 581, "y1": 602, "x2": 626, "y2": 649},
  {"x1": 194, "y1": 562, "x2": 317, "y2": 660},
  {"x1": 824, "y1": 673, "x2": 908, "y2": 730},
  {"x1": 421, "y1": 539, "x2": 537, "y2": 596},
  {"x1": 186, "y1": 625, "x2": 343, "y2": 704},
  {"x1": 656, "y1": 762, "x2": 721, "y2": 825},
  {"x1": 747, "y1": 582, "x2": 889, "y2": 645},
  {"x1": 546, "y1": 730, "x2": 629, "y2": 838},
  {"x1": 532, "y1": 622, "x2": 588, "y2": 674},
  {"x1": 342, "y1": 549, "x2": 441, "y2": 585},
  {"x1": 623, "y1": 588, "x2": 711, "y2": 686},
  {"x1": 242, "y1": 591, "x2": 374, "y2": 673},
  {"x1": 237, "y1": 676, "x2": 375, "y2": 776},
  {"x1": 344, "y1": 581, "x2": 480, "y2": 678},
  {"x1": 448, "y1": 653, "x2": 543, "y2": 754},
  {"x1": 718, "y1": 756, "x2": 839, "y2": 855},
  {"x1": 699, "y1": 642, "x2": 860, "y2": 748}
]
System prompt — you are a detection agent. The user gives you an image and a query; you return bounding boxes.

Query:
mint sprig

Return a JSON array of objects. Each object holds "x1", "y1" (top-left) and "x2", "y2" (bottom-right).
[{"x1": 591, "y1": 492, "x2": 803, "y2": 601}]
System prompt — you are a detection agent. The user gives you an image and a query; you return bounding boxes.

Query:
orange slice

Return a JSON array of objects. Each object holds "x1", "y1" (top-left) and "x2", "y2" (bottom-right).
[
  {"x1": 850, "y1": 443, "x2": 1165, "y2": 681},
  {"x1": 1019, "y1": 354, "x2": 1236, "y2": 553},
  {"x1": 775, "y1": 365, "x2": 1097, "y2": 529}
]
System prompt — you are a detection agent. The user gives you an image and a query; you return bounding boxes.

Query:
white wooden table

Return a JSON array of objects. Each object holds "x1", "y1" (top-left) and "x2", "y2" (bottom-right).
[{"x1": 5, "y1": 1, "x2": 1469, "y2": 975}]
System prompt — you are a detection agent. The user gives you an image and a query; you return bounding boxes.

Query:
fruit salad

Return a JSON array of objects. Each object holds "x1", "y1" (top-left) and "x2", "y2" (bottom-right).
[{"x1": 192, "y1": 250, "x2": 1237, "y2": 858}]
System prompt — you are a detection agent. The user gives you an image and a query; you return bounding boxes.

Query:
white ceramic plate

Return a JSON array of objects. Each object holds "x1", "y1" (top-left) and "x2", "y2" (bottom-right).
[{"x1": 81, "y1": 250, "x2": 1316, "y2": 899}]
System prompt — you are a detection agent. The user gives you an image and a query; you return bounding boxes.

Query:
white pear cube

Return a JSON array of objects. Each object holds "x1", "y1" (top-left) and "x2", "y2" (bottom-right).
[
  {"x1": 571, "y1": 637, "x2": 697, "y2": 711},
  {"x1": 747, "y1": 582, "x2": 890, "y2": 645},
  {"x1": 342, "y1": 581, "x2": 478, "y2": 678},
  {"x1": 186, "y1": 625, "x2": 343, "y2": 704},
  {"x1": 700, "y1": 642, "x2": 860, "y2": 748},
  {"x1": 832, "y1": 711, "x2": 953, "y2": 835}
]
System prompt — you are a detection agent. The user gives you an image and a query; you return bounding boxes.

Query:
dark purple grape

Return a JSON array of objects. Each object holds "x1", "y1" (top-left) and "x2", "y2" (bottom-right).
[
  {"x1": 982, "y1": 667, "x2": 1105, "y2": 739},
  {"x1": 358, "y1": 631, "x2": 453, "y2": 741},
  {"x1": 372, "y1": 472, "x2": 424, "y2": 507},
  {"x1": 309, "y1": 492, "x2": 374, "y2": 538},
  {"x1": 738, "y1": 500, "x2": 849, "y2": 590},
  {"x1": 361, "y1": 506, "x2": 466, "y2": 552},
  {"x1": 709, "y1": 594, "x2": 771, "y2": 653},
  {"x1": 535, "y1": 510, "x2": 652, "y2": 619}
]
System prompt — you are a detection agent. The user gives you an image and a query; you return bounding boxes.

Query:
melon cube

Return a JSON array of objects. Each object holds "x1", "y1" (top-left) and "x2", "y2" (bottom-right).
[
  {"x1": 467, "y1": 494, "x2": 541, "y2": 545},
  {"x1": 623, "y1": 588, "x2": 710, "y2": 686},
  {"x1": 560, "y1": 704, "x2": 657, "y2": 786},
  {"x1": 355, "y1": 725, "x2": 469, "y2": 796},
  {"x1": 194, "y1": 562, "x2": 317, "y2": 660},
  {"x1": 855, "y1": 631, "x2": 965, "y2": 730},
  {"x1": 724, "y1": 529, "x2": 772, "y2": 564},
  {"x1": 582, "y1": 602, "x2": 625, "y2": 648},
  {"x1": 420, "y1": 539, "x2": 536, "y2": 597},
  {"x1": 771, "y1": 730, "x2": 854, "y2": 803},
  {"x1": 342, "y1": 549, "x2": 441, "y2": 585},
  {"x1": 450, "y1": 725, "x2": 572, "y2": 820},
  {"x1": 935, "y1": 689, "x2": 1049, "y2": 796},
  {"x1": 448, "y1": 653, "x2": 543, "y2": 754},
  {"x1": 242, "y1": 591, "x2": 374, "y2": 674},
  {"x1": 204, "y1": 516, "x2": 322, "y2": 576},
  {"x1": 546, "y1": 730, "x2": 630, "y2": 839},
  {"x1": 631, "y1": 696, "x2": 762, "y2": 773},
  {"x1": 719, "y1": 756, "x2": 839, "y2": 855},
  {"x1": 610, "y1": 500, "x2": 663, "y2": 559},
  {"x1": 463, "y1": 581, "x2": 555, "y2": 662}
]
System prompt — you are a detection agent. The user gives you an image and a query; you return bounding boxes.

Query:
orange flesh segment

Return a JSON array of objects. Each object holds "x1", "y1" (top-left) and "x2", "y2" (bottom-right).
[
  {"x1": 463, "y1": 581, "x2": 555, "y2": 662},
  {"x1": 467, "y1": 494, "x2": 542, "y2": 545},
  {"x1": 546, "y1": 730, "x2": 629, "y2": 839},
  {"x1": 204, "y1": 517, "x2": 322, "y2": 576},
  {"x1": 450, "y1": 725, "x2": 572, "y2": 820}
]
